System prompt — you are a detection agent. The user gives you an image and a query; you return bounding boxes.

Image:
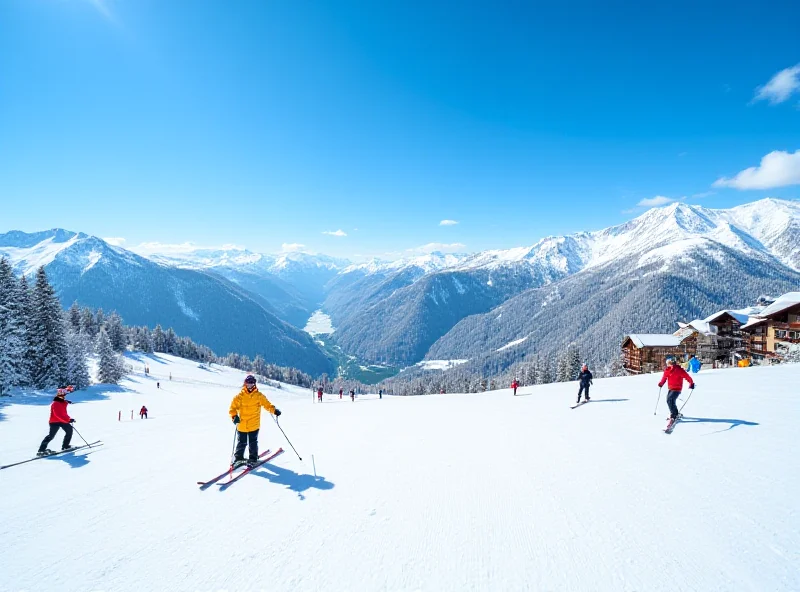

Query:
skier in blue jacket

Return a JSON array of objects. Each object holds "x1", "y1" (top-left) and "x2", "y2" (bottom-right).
[{"x1": 688, "y1": 355, "x2": 702, "y2": 373}]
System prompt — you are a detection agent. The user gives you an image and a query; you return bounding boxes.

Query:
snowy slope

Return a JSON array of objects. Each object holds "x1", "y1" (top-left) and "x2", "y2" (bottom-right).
[{"x1": 1, "y1": 355, "x2": 798, "y2": 592}]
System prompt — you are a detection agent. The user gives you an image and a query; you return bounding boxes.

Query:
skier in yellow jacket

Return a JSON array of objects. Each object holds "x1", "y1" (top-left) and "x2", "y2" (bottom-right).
[{"x1": 229, "y1": 375, "x2": 281, "y2": 468}]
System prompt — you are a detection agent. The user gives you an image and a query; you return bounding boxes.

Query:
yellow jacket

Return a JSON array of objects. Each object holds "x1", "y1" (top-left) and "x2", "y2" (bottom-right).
[{"x1": 229, "y1": 387, "x2": 276, "y2": 432}]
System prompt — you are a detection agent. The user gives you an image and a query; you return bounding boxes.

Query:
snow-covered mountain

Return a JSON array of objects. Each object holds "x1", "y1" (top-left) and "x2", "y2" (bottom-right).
[
  {"x1": 323, "y1": 198, "x2": 800, "y2": 367},
  {"x1": 0, "y1": 230, "x2": 335, "y2": 375},
  {"x1": 133, "y1": 245, "x2": 349, "y2": 327}
]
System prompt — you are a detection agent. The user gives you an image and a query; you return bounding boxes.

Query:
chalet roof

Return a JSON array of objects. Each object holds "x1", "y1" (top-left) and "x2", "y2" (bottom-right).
[
  {"x1": 741, "y1": 317, "x2": 768, "y2": 330},
  {"x1": 758, "y1": 292, "x2": 800, "y2": 318},
  {"x1": 625, "y1": 334, "x2": 684, "y2": 348},
  {"x1": 704, "y1": 310, "x2": 748, "y2": 325}
]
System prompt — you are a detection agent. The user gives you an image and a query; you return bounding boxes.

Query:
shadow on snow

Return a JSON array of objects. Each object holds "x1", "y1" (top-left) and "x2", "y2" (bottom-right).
[
  {"x1": 585, "y1": 398, "x2": 630, "y2": 403},
  {"x1": 250, "y1": 462, "x2": 335, "y2": 500},
  {"x1": 680, "y1": 416, "x2": 760, "y2": 433},
  {"x1": 41, "y1": 448, "x2": 103, "y2": 469}
]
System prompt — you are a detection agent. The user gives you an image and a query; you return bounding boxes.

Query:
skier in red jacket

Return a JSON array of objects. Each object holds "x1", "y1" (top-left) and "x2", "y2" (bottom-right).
[
  {"x1": 317, "y1": 387, "x2": 323, "y2": 402},
  {"x1": 37, "y1": 388, "x2": 76, "y2": 456},
  {"x1": 511, "y1": 379, "x2": 519, "y2": 396},
  {"x1": 658, "y1": 357, "x2": 695, "y2": 422},
  {"x1": 140, "y1": 405, "x2": 148, "y2": 419}
]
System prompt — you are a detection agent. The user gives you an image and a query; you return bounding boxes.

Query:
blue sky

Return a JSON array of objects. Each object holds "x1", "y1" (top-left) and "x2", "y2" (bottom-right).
[{"x1": 1, "y1": 0, "x2": 799, "y2": 259}]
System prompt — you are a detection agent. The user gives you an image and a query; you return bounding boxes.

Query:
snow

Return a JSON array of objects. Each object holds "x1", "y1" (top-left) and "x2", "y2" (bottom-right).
[
  {"x1": 415, "y1": 359, "x2": 469, "y2": 370},
  {"x1": 1, "y1": 355, "x2": 799, "y2": 591},
  {"x1": 82, "y1": 249, "x2": 102, "y2": 274},
  {"x1": 626, "y1": 333, "x2": 684, "y2": 347},
  {"x1": 496, "y1": 335, "x2": 529, "y2": 351},
  {"x1": 0, "y1": 232, "x2": 81, "y2": 275},
  {"x1": 759, "y1": 292, "x2": 800, "y2": 317},
  {"x1": 304, "y1": 310, "x2": 335, "y2": 336}
]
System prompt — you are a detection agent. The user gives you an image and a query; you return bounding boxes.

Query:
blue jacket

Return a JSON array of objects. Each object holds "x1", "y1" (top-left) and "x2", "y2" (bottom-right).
[{"x1": 688, "y1": 357, "x2": 702, "y2": 373}]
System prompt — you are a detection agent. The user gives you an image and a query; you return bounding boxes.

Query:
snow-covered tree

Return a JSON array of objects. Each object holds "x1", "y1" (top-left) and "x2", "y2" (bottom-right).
[
  {"x1": 152, "y1": 324, "x2": 166, "y2": 353},
  {"x1": 105, "y1": 312, "x2": 126, "y2": 352},
  {"x1": 96, "y1": 328, "x2": 124, "y2": 384},
  {"x1": 30, "y1": 267, "x2": 67, "y2": 388},
  {"x1": 0, "y1": 259, "x2": 29, "y2": 393},
  {"x1": 64, "y1": 328, "x2": 91, "y2": 389},
  {"x1": 68, "y1": 302, "x2": 82, "y2": 332},
  {"x1": 566, "y1": 343, "x2": 581, "y2": 381},
  {"x1": 80, "y1": 307, "x2": 98, "y2": 337}
]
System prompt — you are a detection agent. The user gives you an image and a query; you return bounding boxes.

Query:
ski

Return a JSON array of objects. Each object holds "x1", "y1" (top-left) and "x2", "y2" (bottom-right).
[
  {"x1": 197, "y1": 449, "x2": 272, "y2": 489},
  {"x1": 218, "y1": 448, "x2": 284, "y2": 489},
  {"x1": 571, "y1": 401, "x2": 589, "y2": 409},
  {"x1": 0, "y1": 441, "x2": 103, "y2": 470},
  {"x1": 663, "y1": 416, "x2": 682, "y2": 434}
]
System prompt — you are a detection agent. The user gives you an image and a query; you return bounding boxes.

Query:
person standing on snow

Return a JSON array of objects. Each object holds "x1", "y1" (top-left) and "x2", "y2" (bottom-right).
[
  {"x1": 37, "y1": 388, "x2": 76, "y2": 456},
  {"x1": 140, "y1": 405, "x2": 148, "y2": 419},
  {"x1": 350, "y1": 389, "x2": 355, "y2": 402},
  {"x1": 379, "y1": 389, "x2": 383, "y2": 399},
  {"x1": 576, "y1": 365, "x2": 593, "y2": 404},
  {"x1": 511, "y1": 379, "x2": 519, "y2": 396},
  {"x1": 317, "y1": 387, "x2": 323, "y2": 403},
  {"x1": 688, "y1": 355, "x2": 702, "y2": 373},
  {"x1": 658, "y1": 357, "x2": 694, "y2": 422},
  {"x1": 339, "y1": 387, "x2": 343, "y2": 400},
  {"x1": 229, "y1": 375, "x2": 281, "y2": 468}
]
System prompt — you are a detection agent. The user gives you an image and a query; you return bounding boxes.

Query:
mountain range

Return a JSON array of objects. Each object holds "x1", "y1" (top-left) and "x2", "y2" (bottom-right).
[{"x1": 2, "y1": 198, "x2": 798, "y2": 379}]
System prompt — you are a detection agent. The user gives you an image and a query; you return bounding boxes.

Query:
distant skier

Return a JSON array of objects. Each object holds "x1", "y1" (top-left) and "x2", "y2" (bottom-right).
[
  {"x1": 576, "y1": 364, "x2": 593, "y2": 404},
  {"x1": 511, "y1": 379, "x2": 519, "y2": 396},
  {"x1": 379, "y1": 389, "x2": 383, "y2": 399},
  {"x1": 339, "y1": 388, "x2": 343, "y2": 400},
  {"x1": 350, "y1": 389, "x2": 355, "y2": 402},
  {"x1": 317, "y1": 387, "x2": 323, "y2": 403},
  {"x1": 156, "y1": 382, "x2": 160, "y2": 389},
  {"x1": 688, "y1": 355, "x2": 702, "y2": 373},
  {"x1": 229, "y1": 375, "x2": 281, "y2": 468},
  {"x1": 658, "y1": 357, "x2": 695, "y2": 424},
  {"x1": 37, "y1": 388, "x2": 75, "y2": 456},
  {"x1": 140, "y1": 405, "x2": 148, "y2": 419}
]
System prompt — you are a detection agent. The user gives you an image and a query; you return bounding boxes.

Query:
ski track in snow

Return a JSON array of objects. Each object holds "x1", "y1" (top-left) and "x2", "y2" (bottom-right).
[{"x1": 0, "y1": 355, "x2": 798, "y2": 592}]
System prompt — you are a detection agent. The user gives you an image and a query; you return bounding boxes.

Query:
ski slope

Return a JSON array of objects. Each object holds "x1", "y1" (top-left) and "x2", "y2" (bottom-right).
[{"x1": 1, "y1": 355, "x2": 798, "y2": 592}]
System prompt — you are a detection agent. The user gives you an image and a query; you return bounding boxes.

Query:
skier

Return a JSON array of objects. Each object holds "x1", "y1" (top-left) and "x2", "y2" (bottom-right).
[
  {"x1": 350, "y1": 389, "x2": 355, "y2": 402},
  {"x1": 156, "y1": 382, "x2": 160, "y2": 389},
  {"x1": 140, "y1": 405, "x2": 148, "y2": 419},
  {"x1": 576, "y1": 364, "x2": 593, "y2": 404},
  {"x1": 339, "y1": 387, "x2": 343, "y2": 400},
  {"x1": 658, "y1": 357, "x2": 694, "y2": 424},
  {"x1": 511, "y1": 379, "x2": 519, "y2": 396},
  {"x1": 379, "y1": 389, "x2": 383, "y2": 399},
  {"x1": 688, "y1": 355, "x2": 702, "y2": 373},
  {"x1": 37, "y1": 388, "x2": 75, "y2": 456},
  {"x1": 317, "y1": 387, "x2": 323, "y2": 403},
  {"x1": 229, "y1": 375, "x2": 281, "y2": 468}
]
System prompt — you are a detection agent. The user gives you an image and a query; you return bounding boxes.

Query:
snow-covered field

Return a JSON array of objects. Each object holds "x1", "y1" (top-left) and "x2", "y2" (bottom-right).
[
  {"x1": 303, "y1": 310, "x2": 335, "y2": 336},
  {"x1": 1, "y1": 355, "x2": 798, "y2": 592}
]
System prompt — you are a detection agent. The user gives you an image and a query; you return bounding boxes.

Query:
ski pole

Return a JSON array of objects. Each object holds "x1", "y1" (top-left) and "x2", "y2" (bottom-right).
[
  {"x1": 653, "y1": 386, "x2": 662, "y2": 415},
  {"x1": 274, "y1": 417, "x2": 302, "y2": 461},
  {"x1": 229, "y1": 425, "x2": 238, "y2": 465},
  {"x1": 679, "y1": 386, "x2": 695, "y2": 414},
  {"x1": 71, "y1": 425, "x2": 92, "y2": 448}
]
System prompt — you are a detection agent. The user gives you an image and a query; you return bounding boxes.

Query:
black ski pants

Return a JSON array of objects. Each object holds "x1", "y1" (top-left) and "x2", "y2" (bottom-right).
[
  {"x1": 235, "y1": 429, "x2": 259, "y2": 461},
  {"x1": 577, "y1": 384, "x2": 590, "y2": 402},
  {"x1": 667, "y1": 390, "x2": 682, "y2": 418},
  {"x1": 40, "y1": 422, "x2": 73, "y2": 451}
]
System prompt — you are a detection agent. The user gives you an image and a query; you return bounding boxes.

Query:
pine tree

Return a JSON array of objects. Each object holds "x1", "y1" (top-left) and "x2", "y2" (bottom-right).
[
  {"x1": 566, "y1": 343, "x2": 581, "y2": 381},
  {"x1": 64, "y1": 328, "x2": 91, "y2": 389},
  {"x1": 68, "y1": 302, "x2": 82, "y2": 332},
  {"x1": 18, "y1": 274, "x2": 36, "y2": 385},
  {"x1": 0, "y1": 259, "x2": 28, "y2": 393},
  {"x1": 152, "y1": 324, "x2": 166, "y2": 353},
  {"x1": 80, "y1": 307, "x2": 97, "y2": 337},
  {"x1": 96, "y1": 328, "x2": 124, "y2": 384},
  {"x1": 106, "y1": 312, "x2": 126, "y2": 352},
  {"x1": 30, "y1": 267, "x2": 67, "y2": 388}
]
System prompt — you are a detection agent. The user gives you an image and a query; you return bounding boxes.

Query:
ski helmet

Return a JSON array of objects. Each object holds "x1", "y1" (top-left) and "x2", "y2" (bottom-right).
[{"x1": 244, "y1": 374, "x2": 257, "y2": 386}]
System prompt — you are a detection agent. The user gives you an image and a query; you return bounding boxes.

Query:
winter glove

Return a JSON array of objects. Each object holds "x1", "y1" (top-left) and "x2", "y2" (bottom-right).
[
  {"x1": 690, "y1": 384, "x2": 695, "y2": 389},
  {"x1": 69, "y1": 419, "x2": 76, "y2": 424},
  {"x1": 232, "y1": 415, "x2": 240, "y2": 424},
  {"x1": 274, "y1": 408, "x2": 282, "y2": 417}
]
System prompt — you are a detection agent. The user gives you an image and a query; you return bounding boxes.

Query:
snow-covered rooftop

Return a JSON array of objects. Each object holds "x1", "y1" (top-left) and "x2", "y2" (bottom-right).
[
  {"x1": 625, "y1": 334, "x2": 684, "y2": 348},
  {"x1": 759, "y1": 292, "x2": 800, "y2": 318}
]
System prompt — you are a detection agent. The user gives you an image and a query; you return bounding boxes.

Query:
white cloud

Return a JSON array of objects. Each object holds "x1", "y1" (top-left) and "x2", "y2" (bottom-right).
[
  {"x1": 637, "y1": 195, "x2": 677, "y2": 207},
  {"x1": 322, "y1": 230, "x2": 347, "y2": 237},
  {"x1": 692, "y1": 190, "x2": 715, "y2": 199},
  {"x1": 753, "y1": 64, "x2": 800, "y2": 104},
  {"x1": 103, "y1": 237, "x2": 126, "y2": 246},
  {"x1": 408, "y1": 242, "x2": 466, "y2": 254},
  {"x1": 281, "y1": 243, "x2": 305, "y2": 252},
  {"x1": 439, "y1": 219, "x2": 459, "y2": 226},
  {"x1": 713, "y1": 150, "x2": 800, "y2": 190}
]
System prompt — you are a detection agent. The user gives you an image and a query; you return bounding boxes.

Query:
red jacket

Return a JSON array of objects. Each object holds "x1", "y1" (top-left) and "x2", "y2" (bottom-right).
[
  {"x1": 658, "y1": 365, "x2": 694, "y2": 391},
  {"x1": 49, "y1": 398, "x2": 72, "y2": 424}
]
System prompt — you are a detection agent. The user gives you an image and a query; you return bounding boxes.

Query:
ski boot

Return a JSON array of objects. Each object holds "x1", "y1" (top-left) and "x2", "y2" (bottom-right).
[
  {"x1": 37, "y1": 449, "x2": 56, "y2": 457},
  {"x1": 231, "y1": 458, "x2": 247, "y2": 470},
  {"x1": 247, "y1": 458, "x2": 259, "y2": 468}
]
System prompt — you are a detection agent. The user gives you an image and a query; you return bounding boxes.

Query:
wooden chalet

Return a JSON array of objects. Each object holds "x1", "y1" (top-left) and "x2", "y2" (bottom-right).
[
  {"x1": 621, "y1": 333, "x2": 697, "y2": 375},
  {"x1": 676, "y1": 311, "x2": 747, "y2": 366},
  {"x1": 741, "y1": 292, "x2": 800, "y2": 361}
]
